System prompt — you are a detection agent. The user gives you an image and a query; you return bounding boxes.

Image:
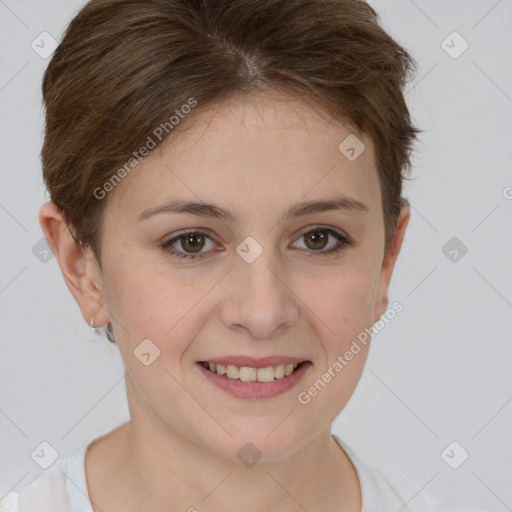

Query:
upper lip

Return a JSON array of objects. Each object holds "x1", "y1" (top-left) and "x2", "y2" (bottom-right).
[{"x1": 199, "y1": 356, "x2": 308, "y2": 368}]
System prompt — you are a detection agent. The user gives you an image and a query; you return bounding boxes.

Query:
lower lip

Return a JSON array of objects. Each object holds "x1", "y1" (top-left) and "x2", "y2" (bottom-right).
[{"x1": 196, "y1": 362, "x2": 312, "y2": 399}]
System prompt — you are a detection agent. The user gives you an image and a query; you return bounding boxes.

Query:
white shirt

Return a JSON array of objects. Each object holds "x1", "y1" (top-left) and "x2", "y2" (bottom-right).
[{"x1": 0, "y1": 431, "x2": 489, "y2": 512}]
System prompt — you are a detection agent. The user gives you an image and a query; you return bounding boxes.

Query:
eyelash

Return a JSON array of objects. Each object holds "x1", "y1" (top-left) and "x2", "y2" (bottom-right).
[{"x1": 161, "y1": 227, "x2": 354, "y2": 260}]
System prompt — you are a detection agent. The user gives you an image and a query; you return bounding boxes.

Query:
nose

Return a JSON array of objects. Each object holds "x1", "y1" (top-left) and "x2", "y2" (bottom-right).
[{"x1": 219, "y1": 249, "x2": 299, "y2": 340}]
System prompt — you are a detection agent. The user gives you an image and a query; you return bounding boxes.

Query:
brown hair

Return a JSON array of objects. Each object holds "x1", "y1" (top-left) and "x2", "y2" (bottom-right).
[{"x1": 41, "y1": 0, "x2": 420, "y2": 343}]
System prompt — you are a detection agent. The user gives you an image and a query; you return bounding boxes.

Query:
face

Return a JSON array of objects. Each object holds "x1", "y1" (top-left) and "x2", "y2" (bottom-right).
[{"x1": 59, "y1": 93, "x2": 407, "y2": 462}]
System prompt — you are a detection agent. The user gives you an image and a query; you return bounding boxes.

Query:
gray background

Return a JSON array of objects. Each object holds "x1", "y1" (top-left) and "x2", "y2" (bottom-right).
[{"x1": 1, "y1": 0, "x2": 511, "y2": 509}]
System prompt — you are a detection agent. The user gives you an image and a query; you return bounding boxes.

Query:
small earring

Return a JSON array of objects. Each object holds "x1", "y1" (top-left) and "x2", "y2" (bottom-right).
[{"x1": 90, "y1": 317, "x2": 94, "y2": 328}]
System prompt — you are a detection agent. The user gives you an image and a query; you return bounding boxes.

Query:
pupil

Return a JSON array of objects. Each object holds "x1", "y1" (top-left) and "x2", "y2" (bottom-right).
[
  {"x1": 305, "y1": 229, "x2": 327, "y2": 250},
  {"x1": 182, "y1": 233, "x2": 204, "y2": 253}
]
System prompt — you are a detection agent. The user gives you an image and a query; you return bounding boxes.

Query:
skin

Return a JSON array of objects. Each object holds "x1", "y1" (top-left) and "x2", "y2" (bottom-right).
[{"x1": 39, "y1": 92, "x2": 409, "y2": 512}]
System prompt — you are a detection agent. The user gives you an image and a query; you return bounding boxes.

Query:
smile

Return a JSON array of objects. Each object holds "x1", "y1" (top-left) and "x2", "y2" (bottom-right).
[
  {"x1": 196, "y1": 358, "x2": 312, "y2": 399},
  {"x1": 200, "y1": 361, "x2": 301, "y2": 382}
]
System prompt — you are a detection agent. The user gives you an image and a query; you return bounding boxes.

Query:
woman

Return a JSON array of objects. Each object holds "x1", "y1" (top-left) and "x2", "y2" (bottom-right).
[{"x1": 0, "y1": 0, "x2": 490, "y2": 510}]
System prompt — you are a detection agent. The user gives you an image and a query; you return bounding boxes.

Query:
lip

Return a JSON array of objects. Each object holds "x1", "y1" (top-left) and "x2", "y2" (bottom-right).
[{"x1": 196, "y1": 360, "x2": 312, "y2": 399}]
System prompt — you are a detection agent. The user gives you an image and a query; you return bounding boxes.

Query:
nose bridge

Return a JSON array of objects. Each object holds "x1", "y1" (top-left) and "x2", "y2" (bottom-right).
[{"x1": 221, "y1": 241, "x2": 298, "y2": 339}]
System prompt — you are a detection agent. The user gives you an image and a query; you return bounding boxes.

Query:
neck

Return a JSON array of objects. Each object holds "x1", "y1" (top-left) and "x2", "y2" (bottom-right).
[{"x1": 85, "y1": 378, "x2": 361, "y2": 512}]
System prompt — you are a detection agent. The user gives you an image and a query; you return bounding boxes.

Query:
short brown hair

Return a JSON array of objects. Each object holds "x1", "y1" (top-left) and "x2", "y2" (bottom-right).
[{"x1": 41, "y1": 0, "x2": 420, "y2": 340}]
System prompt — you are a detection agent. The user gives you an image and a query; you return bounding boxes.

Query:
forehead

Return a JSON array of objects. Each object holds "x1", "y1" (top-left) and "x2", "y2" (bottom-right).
[{"x1": 106, "y1": 92, "x2": 380, "y2": 223}]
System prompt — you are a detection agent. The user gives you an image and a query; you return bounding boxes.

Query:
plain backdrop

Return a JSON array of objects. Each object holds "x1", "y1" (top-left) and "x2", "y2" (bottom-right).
[{"x1": 0, "y1": 0, "x2": 511, "y2": 509}]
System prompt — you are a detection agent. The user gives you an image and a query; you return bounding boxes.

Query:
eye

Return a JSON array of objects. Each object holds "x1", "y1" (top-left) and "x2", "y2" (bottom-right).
[
  {"x1": 291, "y1": 226, "x2": 353, "y2": 256},
  {"x1": 161, "y1": 231, "x2": 218, "y2": 259},
  {"x1": 161, "y1": 226, "x2": 354, "y2": 261}
]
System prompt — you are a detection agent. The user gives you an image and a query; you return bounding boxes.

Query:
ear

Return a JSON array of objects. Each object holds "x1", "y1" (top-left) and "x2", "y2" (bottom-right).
[
  {"x1": 38, "y1": 202, "x2": 110, "y2": 328},
  {"x1": 373, "y1": 204, "x2": 410, "y2": 321}
]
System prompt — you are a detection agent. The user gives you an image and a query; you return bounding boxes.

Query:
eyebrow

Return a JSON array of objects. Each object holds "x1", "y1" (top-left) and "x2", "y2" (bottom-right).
[{"x1": 136, "y1": 196, "x2": 369, "y2": 223}]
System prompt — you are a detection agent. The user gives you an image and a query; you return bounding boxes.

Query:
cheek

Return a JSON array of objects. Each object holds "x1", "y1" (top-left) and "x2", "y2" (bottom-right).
[
  {"x1": 294, "y1": 269, "x2": 375, "y2": 421},
  {"x1": 301, "y1": 259, "x2": 379, "y2": 341},
  {"x1": 101, "y1": 256, "x2": 203, "y2": 354}
]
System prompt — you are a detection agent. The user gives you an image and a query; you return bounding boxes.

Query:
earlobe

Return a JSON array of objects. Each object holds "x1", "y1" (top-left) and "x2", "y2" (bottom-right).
[{"x1": 38, "y1": 202, "x2": 110, "y2": 328}]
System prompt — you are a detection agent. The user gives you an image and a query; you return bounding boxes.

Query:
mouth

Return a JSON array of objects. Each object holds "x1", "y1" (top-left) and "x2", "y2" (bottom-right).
[
  {"x1": 199, "y1": 360, "x2": 304, "y2": 382},
  {"x1": 195, "y1": 358, "x2": 312, "y2": 399}
]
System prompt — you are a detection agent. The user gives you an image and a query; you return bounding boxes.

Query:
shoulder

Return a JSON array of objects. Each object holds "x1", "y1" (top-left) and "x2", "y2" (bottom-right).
[
  {"x1": 332, "y1": 435, "x2": 493, "y2": 512},
  {"x1": 370, "y1": 466, "x2": 490, "y2": 512},
  {"x1": 1, "y1": 426, "x2": 117, "y2": 512},
  {"x1": 0, "y1": 459, "x2": 71, "y2": 512}
]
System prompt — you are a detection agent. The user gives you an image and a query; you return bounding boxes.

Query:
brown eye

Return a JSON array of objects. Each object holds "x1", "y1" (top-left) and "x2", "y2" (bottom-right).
[
  {"x1": 292, "y1": 227, "x2": 353, "y2": 256},
  {"x1": 179, "y1": 232, "x2": 206, "y2": 253},
  {"x1": 303, "y1": 228, "x2": 329, "y2": 251},
  {"x1": 161, "y1": 231, "x2": 217, "y2": 259}
]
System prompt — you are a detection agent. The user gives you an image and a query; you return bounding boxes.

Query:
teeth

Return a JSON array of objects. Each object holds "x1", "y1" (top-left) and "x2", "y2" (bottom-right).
[
  {"x1": 226, "y1": 364, "x2": 239, "y2": 379},
  {"x1": 239, "y1": 366, "x2": 257, "y2": 382},
  {"x1": 275, "y1": 364, "x2": 285, "y2": 378},
  {"x1": 204, "y1": 361, "x2": 301, "y2": 382},
  {"x1": 257, "y1": 366, "x2": 275, "y2": 382}
]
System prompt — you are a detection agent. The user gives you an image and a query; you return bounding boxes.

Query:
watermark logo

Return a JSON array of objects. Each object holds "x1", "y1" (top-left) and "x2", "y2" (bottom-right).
[
  {"x1": 31, "y1": 32, "x2": 58, "y2": 59},
  {"x1": 338, "y1": 134, "x2": 366, "y2": 161},
  {"x1": 32, "y1": 236, "x2": 53, "y2": 263},
  {"x1": 441, "y1": 441, "x2": 469, "y2": 469},
  {"x1": 236, "y1": 236, "x2": 263, "y2": 264},
  {"x1": 236, "y1": 442, "x2": 262, "y2": 468},
  {"x1": 441, "y1": 31, "x2": 469, "y2": 60},
  {"x1": 134, "y1": 338, "x2": 161, "y2": 366},
  {"x1": 441, "y1": 236, "x2": 468, "y2": 263},
  {"x1": 31, "y1": 441, "x2": 59, "y2": 469}
]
